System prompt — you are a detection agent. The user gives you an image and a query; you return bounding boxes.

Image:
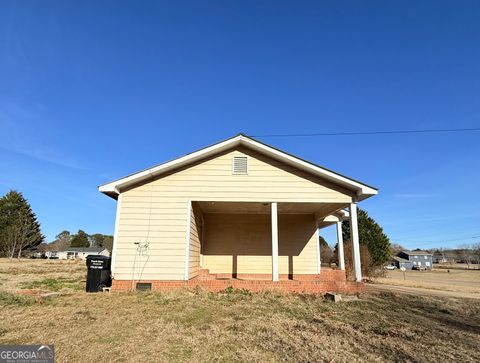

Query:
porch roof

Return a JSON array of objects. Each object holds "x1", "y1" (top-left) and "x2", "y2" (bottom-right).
[{"x1": 196, "y1": 201, "x2": 348, "y2": 226}]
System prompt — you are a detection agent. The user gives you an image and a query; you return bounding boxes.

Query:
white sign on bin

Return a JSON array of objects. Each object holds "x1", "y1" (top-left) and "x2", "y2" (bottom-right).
[{"x1": 89, "y1": 259, "x2": 105, "y2": 269}]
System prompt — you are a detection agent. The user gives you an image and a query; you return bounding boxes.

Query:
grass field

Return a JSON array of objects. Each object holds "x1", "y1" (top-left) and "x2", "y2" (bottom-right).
[
  {"x1": 374, "y1": 268, "x2": 480, "y2": 295},
  {"x1": 1, "y1": 259, "x2": 479, "y2": 362}
]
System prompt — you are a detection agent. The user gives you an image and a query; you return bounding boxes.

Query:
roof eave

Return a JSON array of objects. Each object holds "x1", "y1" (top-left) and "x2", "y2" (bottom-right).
[{"x1": 98, "y1": 134, "x2": 378, "y2": 200}]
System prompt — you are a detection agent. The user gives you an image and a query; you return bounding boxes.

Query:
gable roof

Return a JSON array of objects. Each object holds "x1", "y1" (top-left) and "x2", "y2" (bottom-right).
[
  {"x1": 401, "y1": 250, "x2": 433, "y2": 256},
  {"x1": 391, "y1": 256, "x2": 410, "y2": 263},
  {"x1": 99, "y1": 133, "x2": 378, "y2": 200}
]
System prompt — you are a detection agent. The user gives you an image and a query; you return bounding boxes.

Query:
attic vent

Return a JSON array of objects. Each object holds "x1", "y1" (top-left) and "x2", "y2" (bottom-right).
[{"x1": 232, "y1": 156, "x2": 248, "y2": 174}]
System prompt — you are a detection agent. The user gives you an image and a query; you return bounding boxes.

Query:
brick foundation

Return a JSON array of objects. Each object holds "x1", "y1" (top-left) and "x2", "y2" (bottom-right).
[{"x1": 111, "y1": 269, "x2": 364, "y2": 294}]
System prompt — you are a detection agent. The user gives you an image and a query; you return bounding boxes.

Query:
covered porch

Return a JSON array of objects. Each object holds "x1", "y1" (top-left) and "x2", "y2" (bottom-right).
[{"x1": 185, "y1": 200, "x2": 363, "y2": 283}]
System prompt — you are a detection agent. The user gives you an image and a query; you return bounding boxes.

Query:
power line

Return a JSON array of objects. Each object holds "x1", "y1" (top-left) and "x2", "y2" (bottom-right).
[
  {"x1": 250, "y1": 127, "x2": 480, "y2": 138},
  {"x1": 394, "y1": 234, "x2": 480, "y2": 246}
]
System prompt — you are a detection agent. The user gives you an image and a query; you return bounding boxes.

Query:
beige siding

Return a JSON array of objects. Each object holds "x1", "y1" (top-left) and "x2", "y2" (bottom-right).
[
  {"x1": 188, "y1": 202, "x2": 203, "y2": 279},
  {"x1": 203, "y1": 213, "x2": 318, "y2": 275},
  {"x1": 113, "y1": 146, "x2": 352, "y2": 280}
]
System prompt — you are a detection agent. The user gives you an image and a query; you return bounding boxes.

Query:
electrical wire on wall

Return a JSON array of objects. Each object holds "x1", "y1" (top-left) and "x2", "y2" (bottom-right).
[{"x1": 131, "y1": 171, "x2": 154, "y2": 291}]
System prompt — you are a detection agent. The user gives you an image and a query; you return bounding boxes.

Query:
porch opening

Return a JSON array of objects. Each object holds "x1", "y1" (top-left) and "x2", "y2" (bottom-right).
[{"x1": 189, "y1": 201, "x2": 347, "y2": 281}]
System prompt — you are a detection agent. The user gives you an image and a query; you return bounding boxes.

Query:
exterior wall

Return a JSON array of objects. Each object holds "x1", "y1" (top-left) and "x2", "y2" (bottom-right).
[
  {"x1": 113, "y1": 146, "x2": 353, "y2": 280},
  {"x1": 202, "y1": 213, "x2": 317, "y2": 275},
  {"x1": 408, "y1": 254, "x2": 433, "y2": 269},
  {"x1": 394, "y1": 261, "x2": 414, "y2": 270},
  {"x1": 56, "y1": 252, "x2": 68, "y2": 260},
  {"x1": 188, "y1": 202, "x2": 203, "y2": 279}
]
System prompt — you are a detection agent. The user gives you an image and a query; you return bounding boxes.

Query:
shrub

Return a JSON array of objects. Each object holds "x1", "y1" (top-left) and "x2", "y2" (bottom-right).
[{"x1": 343, "y1": 242, "x2": 385, "y2": 279}]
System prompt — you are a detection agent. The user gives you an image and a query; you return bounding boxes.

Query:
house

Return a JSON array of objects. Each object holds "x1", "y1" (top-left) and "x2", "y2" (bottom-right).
[
  {"x1": 44, "y1": 251, "x2": 58, "y2": 259},
  {"x1": 56, "y1": 247, "x2": 110, "y2": 260},
  {"x1": 397, "y1": 250, "x2": 433, "y2": 270},
  {"x1": 390, "y1": 256, "x2": 414, "y2": 270},
  {"x1": 99, "y1": 134, "x2": 378, "y2": 293}
]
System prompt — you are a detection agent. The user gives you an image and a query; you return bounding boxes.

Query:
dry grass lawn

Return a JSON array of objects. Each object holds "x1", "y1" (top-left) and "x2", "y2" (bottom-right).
[
  {"x1": 374, "y1": 269, "x2": 480, "y2": 294},
  {"x1": 1, "y1": 259, "x2": 479, "y2": 362}
]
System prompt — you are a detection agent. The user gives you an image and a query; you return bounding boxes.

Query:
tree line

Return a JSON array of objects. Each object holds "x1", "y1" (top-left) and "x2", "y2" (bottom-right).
[
  {"x1": 36, "y1": 230, "x2": 113, "y2": 254},
  {"x1": 0, "y1": 190, "x2": 113, "y2": 258}
]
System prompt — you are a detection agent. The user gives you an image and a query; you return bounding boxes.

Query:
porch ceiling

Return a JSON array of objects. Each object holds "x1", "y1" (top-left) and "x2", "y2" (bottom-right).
[{"x1": 197, "y1": 201, "x2": 347, "y2": 220}]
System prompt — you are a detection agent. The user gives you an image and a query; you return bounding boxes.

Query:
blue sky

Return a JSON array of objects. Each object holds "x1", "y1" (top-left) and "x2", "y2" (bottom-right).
[{"x1": 1, "y1": 1, "x2": 479, "y2": 249}]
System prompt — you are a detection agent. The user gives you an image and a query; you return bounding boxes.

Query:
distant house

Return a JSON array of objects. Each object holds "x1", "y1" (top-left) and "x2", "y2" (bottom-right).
[
  {"x1": 56, "y1": 247, "x2": 110, "y2": 260},
  {"x1": 391, "y1": 256, "x2": 414, "y2": 270},
  {"x1": 397, "y1": 250, "x2": 433, "y2": 270},
  {"x1": 44, "y1": 251, "x2": 58, "y2": 259}
]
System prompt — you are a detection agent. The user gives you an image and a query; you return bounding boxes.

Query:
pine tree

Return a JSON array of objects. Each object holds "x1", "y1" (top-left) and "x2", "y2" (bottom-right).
[
  {"x1": 70, "y1": 230, "x2": 90, "y2": 247},
  {"x1": 318, "y1": 236, "x2": 329, "y2": 248},
  {"x1": 342, "y1": 208, "x2": 390, "y2": 266},
  {"x1": 0, "y1": 190, "x2": 44, "y2": 258}
]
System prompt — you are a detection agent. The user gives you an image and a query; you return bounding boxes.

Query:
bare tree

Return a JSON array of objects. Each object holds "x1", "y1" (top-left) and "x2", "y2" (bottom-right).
[
  {"x1": 48, "y1": 231, "x2": 72, "y2": 251},
  {"x1": 459, "y1": 244, "x2": 473, "y2": 269},
  {"x1": 472, "y1": 242, "x2": 480, "y2": 269},
  {"x1": 390, "y1": 243, "x2": 404, "y2": 255}
]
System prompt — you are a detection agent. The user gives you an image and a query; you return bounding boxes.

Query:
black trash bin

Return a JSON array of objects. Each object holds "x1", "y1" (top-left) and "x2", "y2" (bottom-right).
[{"x1": 86, "y1": 255, "x2": 112, "y2": 292}]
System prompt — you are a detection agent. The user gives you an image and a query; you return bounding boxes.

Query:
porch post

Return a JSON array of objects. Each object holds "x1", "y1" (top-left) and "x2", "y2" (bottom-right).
[
  {"x1": 110, "y1": 193, "x2": 123, "y2": 278},
  {"x1": 200, "y1": 216, "x2": 205, "y2": 268},
  {"x1": 336, "y1": 221, "x2": 345, "y2": 270},
  {"x1": 349, "y1": 202, "x2": 362, "y2": 282},
  {"x1": 316, "y1": 223, "x2": 321, "y2": 274},
  {"x1": 271, "y1": 202, "x2": 279, "y2": 281}
]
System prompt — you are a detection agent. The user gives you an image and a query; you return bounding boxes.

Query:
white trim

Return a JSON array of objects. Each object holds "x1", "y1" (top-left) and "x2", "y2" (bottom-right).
[
  {"x1": 349, "y1": 203, "x2": 362, "y2": 282},
  {"x1": 271, "y1": 202, "x2": 279, "y2": 281},
  {"x1": 178, "y1": 198, "x2": 346, "y2": 204},
  {"x1": 110, "y1": 193, "x2": 123, "y2": 277},
  {"x1": 336, "y1": 221, "x2": 345, "y2": 271},
  {"x1": 316, "y1": 224, "x2": 321, "y2": 274},
  {"x1": 241, "y1": 137, "x2": 377, "y2": 197},
  {"x1": 317, "y1": 209, "x2": 350, "y2": 227},
  {"x1": 336, "y1": 209, "x2": 349, "y2": 219},
  {"x1": 322, "y1": 215, "x2": 341, "y2": 223},
  {"x1": 184, "y1": 200, "x2": 192, "y2": 281},
  {"x1": 99, "y1": 135, "x2": 377, "y2": 199},
  {"x1": 99, "y1": 137, "x2": 244, "y2": 194}
]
